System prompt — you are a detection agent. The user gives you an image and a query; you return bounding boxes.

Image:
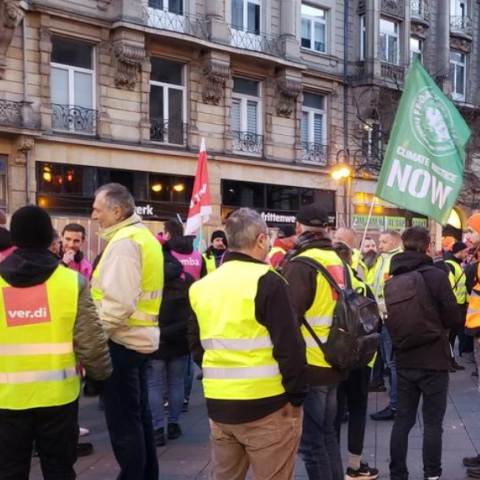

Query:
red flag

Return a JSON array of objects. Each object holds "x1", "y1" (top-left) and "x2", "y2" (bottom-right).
[{"x1": 185, "y1": 138, "x2": 212, "y2": 235}]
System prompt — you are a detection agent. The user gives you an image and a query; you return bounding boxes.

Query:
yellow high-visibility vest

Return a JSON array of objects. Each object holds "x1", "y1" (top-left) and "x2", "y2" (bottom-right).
[
  {"x1": 0, "y1": 267, "x2": 80, "y2": 410},
  {"x1": 295, "y1": 248, "x2": 351, "y2": 369},
  {"x1": 91, "y1": 225, "x2": 164, "y2": 327},
  {"x1": 189, "y1": 260, "x2": 285, "y2": 400},
  {"x1": 202, "y1": 253, "x2": 217, "y2": 274},
  {"x1": 445, "y1": 259, "x2": 467, "y2": 305}
]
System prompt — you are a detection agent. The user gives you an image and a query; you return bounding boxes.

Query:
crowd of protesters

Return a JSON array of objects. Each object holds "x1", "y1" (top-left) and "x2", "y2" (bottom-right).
[{"x1": 0, "y1": 185, "x2": 479, "y2": 480}]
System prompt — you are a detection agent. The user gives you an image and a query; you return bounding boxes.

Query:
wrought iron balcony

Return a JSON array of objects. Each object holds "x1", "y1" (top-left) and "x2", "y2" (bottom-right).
[
  {"x1": 450, "y1": 15, "x2": 473, "y2": 36},
  {"x1": 228, "y1": 26, "x2": 282, "y2": 58},
  {"x1": 232, "y1": 131, "x2": 263, "y2": 155},
  {"x1": 51, "y1": 104, "x2": 97, "y2": 135},
  {"x1": 301, "y1": 143, "x2": 329, "y2": 166},
  {"x1": 150, "y1": 119, "x2": 188, "y2": 146},
  {"x1": 410, "y1": 0, "x2": 430, "y2": 21},
  {"x1": 144, "y1": 6, "x2": 208, "y2": 39}
]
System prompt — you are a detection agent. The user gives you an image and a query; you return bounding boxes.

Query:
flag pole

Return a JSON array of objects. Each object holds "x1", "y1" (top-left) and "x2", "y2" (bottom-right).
[{"x1": 360, "y1": 197, "x2": 376, "y2": 252}]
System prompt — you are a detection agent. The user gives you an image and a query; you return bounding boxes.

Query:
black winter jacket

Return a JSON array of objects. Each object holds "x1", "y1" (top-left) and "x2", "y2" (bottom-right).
[
  {"x1": 151, "y1": 249, "x2": 192, "y2": 360},
  {"x1": 388, "y1": 251, "x2": 460, "y2": 371}
]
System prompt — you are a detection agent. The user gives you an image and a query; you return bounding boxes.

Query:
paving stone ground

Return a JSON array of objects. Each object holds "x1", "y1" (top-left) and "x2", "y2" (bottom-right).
[{"x1": 29, "y1": 358, "x2": 480, "y2": 479}]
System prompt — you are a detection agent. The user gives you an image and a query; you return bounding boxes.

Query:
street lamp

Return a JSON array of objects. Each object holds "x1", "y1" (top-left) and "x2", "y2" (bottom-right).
[{"x1": 331, "y1": 164, "x2": 352, "y2": 227}]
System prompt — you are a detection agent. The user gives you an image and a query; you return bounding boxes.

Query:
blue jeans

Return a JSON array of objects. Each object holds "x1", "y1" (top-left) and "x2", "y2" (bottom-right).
[
  {"x1": 381, "y1": 326, "x2": 398, "y2": 409},
  {"x1": 103, "y1": 340, "x2": 159, "y2": 480},
  {"x1": 147, "y1": 356, "x2": 187, "y2": 429},
  {"x1": 298, "y1": 385, "x2": 343, "y2": 480}
]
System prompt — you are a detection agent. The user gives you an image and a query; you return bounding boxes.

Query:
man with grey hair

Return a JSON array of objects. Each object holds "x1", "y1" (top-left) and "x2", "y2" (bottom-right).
[
  {"x1": 188, "y1": 208, "x2": 307, "y2": 480},
  {"x1": 91, "y1": 183, "x2": 164, "y2": 480}
]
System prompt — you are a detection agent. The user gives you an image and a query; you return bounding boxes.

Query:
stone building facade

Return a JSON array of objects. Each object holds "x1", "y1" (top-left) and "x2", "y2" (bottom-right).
[{"x1": 0, "y1": 0, "x2": 476, "y2": 244}]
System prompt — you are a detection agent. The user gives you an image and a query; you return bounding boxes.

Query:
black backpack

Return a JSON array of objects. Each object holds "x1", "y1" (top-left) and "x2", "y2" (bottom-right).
[
  {"x1": 384, "y1": 266, "x2": 443, "y2": 351},
  {"x1": 291, "y1": 257, "x2": 380, "y2": 371}
]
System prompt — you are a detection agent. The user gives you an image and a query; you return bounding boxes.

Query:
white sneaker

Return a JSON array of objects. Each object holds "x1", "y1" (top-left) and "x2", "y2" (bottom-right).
[{"x1": 79, "y1": 427, "x2": 90, "y2": 437}]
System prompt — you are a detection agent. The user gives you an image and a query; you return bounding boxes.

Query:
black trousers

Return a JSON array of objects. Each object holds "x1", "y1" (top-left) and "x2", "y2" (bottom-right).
[
  {"x1": 0, "y1": 399, "x2": 78, "y2": 480},
  {"x1": 390, "y1": 369, "x2": 448, "y2": 480},
  {"x1": 103, "y1": 340, "x2": 159, "y2": 480},
  {"x1": 334, "y1": 366, "x2": 371, "y2": 455}
]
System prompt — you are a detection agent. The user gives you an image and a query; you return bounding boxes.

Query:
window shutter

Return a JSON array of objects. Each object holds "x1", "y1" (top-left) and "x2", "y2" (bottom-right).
[
  {"x1": 231, "y1": 99, "x2": 241, "y2": 132},
  {"x1": 301, "y1": 111, "x2": 309, "y2": 144},
  {"x1": 246, "y1": 100, "x2": 257, "y2": 134},
  {"x1": 313, "y1": 113, "x2": 323, "y2": 144}
]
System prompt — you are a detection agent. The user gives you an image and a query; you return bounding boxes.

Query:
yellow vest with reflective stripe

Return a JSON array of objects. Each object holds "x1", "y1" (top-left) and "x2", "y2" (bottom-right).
[
  {"x1": 91, "y1": 225, "x2": 164, "y2": 327},
  {"x1": 202, "y1": 254, "x2": 216, "y2": 274},
  {"x1": 445, "y1": 259, "x2": 467, "y2": 305},
  {"x1": 352, "y1": 249, "x2": 368, "y2": 281},
  {"x1": 295, "y1": 248, "x2": 349, "y2": 369},
  {"x1": 467, "y1": 264, "x2": 480, "y2": 331},
  {"x1": 268, "y1": 246, "x2": 286, "y2": 259},
  {"x1": 189, "y1": 261, "x2": 285, "y2": 400},
  {"x1": 0, "y1": 267, "x2": 80, "y2": 410}
]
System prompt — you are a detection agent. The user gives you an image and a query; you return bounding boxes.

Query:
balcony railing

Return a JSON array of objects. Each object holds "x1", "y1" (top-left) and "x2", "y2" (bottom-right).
[
  {"x1": 228, "y1": 26, "x2": 282, "y2": 58},
  {"x1": 301, "y1": 143, "x2": 329, "y2": 167},
  {"x1": 0, "y1": 99, "x2": 23, "y2": 126},
  {"x1": 51, "y1": 104, "x2": 97, "y2": 135},
  {"x1": 232, "y1": 131, "x2": 263, "y2": 155},
  {"x1": 380, "y1": 62, "x2": 404, "y2": 83},
  {"x1": 150, "y1": 119, "x2": 188, "y2": 146},
  {"x1": 144, "y1": 6, "x2": 208, "y2": 39},
  {"x1": 410, "y1": 0, "x2": 430, "y2": 21},
  {"x1": 450, "y1": 15, "x2": 473, "y2": 36}
]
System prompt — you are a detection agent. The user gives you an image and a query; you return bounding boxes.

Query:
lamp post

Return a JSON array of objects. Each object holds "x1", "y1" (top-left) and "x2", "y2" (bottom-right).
[{"x1": 331, "y1": 164, "x2": 352, "y2": 227}]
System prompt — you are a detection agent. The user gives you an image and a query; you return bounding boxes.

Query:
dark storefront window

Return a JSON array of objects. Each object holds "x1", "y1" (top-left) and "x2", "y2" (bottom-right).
[
  {"x1": 222, "y1": 179, "x2": 335, "y2": 219},
  {"x1": 37, "y1": 162, "x2": 193, "y2": 218}
]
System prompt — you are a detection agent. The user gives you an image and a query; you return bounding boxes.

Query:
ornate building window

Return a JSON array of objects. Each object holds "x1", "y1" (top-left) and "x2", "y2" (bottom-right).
[
  {"x1": 449, "y1": 52, "x2": 466, "y2": 102},
  {"x1": 380, "y1": 18, "x2": 399, "y2": 65},
  {"x1": 301, "y1": 4, "x2": 327, "y2": 54},
  {"x1": 301, "y1": 93, "x2": 327, "y2": 165},
  {"x1": 231, "y1": 77, "x2": 263, "y2": 155},
  {"x1": 50, "y1": 37, "x2": 96, "y2": 135},
  {"x1": 149, "y1": 58, "x2": 187, "y2": 145},
  {"x1": 410, "y1": 37, "x2": 422, "y2": 62}
]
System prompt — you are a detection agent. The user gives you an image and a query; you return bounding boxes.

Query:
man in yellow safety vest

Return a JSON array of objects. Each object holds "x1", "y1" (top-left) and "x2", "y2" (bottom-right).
[
  {"x1": 189, "y1": 208, "x2": 307, "y2": 480},
  {"x1": 91, "y1": 183, "x2": 164, "y2": 480},
  {"x1": 0, "y1": 205, "x2": 111, "y2": 479}
]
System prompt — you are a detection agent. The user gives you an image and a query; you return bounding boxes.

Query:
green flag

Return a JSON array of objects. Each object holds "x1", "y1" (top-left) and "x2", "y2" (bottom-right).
[{"x1": 375, "y1": 59, "x2": 470, "y2": 225}]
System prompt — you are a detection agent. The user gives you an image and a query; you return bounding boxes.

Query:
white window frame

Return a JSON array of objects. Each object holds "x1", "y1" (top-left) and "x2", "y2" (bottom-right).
[
  {"x1": 300, "y1": 4, "x2": 327, "y2": 54},
  {"x1": 231, "y1": 80, "x2": 262, "y2": 155},
  {"x1": 149, "y1": 64, "x2": 187, "y2": 144},
  {"x1": 301, "y1": 96, "x2": 326, "y2": 146},
  {"x1": 363, "y1": 119, "x2": 382, "y2": 160},
  {"x1": 379, "y1": 18, "x2": 399, "y2": 65},
  {"x1": 360, "y1": 15, "x2": 366, "y2": 61},
  {"x1": 230, "y1": 0, "x2": 262, "y2": 51},
  {"x1": 50, "y1": 42, "x2": 96, "y2": 134},
  {"x1": 147, "y1": 0, "x2": 186, "y2": 32},
  {"x1": 410, "y1": 37, "x2": 422, "y2": 62},
  {"x1": 450, "y1": 0, "x2": 467, "y2": 18},
  {"x1": 450, "y1": 52, "x2": 466, "y2": 102}
]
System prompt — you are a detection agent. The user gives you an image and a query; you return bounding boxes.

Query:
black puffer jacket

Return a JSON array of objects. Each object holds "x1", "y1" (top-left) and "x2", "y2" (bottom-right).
[
  {"x1": 388, "y1": 251, "x2": 460, "y2": 370},
  {"x1": 152, "y1": 249, "x2": 193, "y2": 360}
]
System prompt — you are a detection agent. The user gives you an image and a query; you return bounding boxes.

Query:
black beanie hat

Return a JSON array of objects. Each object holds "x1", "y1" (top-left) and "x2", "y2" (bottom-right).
[
  {"x1": 11, "y1": 205, "x2": 54, "y2": 249},
  {"x1": 452, "y1": 241, "x2": 468, "y2": 254},
  {"x1": 211, "y1": 230, "x2": 228, "y2": 247}
]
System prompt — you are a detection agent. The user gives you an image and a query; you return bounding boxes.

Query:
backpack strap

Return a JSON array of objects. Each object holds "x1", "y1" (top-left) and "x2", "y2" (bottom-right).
[
  {"x1": 290, "y1": 256, "x2": 350, "y2": 355},
  {"x1": 291, "y1": 256, "x2": 345, "y2": 295}
]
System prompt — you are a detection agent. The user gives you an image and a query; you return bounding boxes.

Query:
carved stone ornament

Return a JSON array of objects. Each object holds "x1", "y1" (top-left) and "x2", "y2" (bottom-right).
[
  {"x1": 381, "y1": 0, "x2": 404, "y2": 17},
  {"x1": 202, "y1": 59, "x2": 230, "y2": 105},
  {"x1": 97, "y1": 0, "x2": 112, "y2": 11},
  {"x1": 450, "y1": 36, "x2": 471, "y2": 54},
  {"x1": 15, "y1": 134, "x2": 34, "y2": 165},
  {"x1": 114, "y1": 43, "x2": 146, "y2": 90},
  {"x1": 0, "y1": 1, "x2": 24, "y2": 79},
  {"x1": 276, "y1": 79, "x2": 302, "y2": 118},
  {"x1": 410, "y1": 23, "x2": 428, "y2": 39}
]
